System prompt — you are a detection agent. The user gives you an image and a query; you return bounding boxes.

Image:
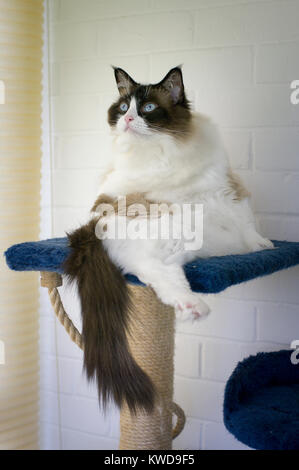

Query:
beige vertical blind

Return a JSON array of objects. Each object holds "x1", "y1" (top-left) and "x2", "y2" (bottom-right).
[{"x1": 0, "y1": 0, "x2": 43, "y2": 450}]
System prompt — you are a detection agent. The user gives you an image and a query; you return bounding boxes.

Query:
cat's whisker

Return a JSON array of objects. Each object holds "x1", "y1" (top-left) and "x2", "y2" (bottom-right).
[
  {"x1": 130, "y1": 123, "x2": 190, "y2": 136},
  {"x1": 147, "y1": 126, "x2": 190, "y2": 136}
]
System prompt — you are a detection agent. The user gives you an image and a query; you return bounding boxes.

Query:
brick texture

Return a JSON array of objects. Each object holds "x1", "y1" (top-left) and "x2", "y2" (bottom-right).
[{"x1": 41, "y1": 0, "x2": 299, "y2": 450}]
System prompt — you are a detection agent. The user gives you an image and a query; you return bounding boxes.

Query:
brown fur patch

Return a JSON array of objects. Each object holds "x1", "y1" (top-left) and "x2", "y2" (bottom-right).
[
  {"x1": 63, "y1": 218, "x2": 155, "y2": 413},
  {"x1": 227, "y1": 169, "x2": 250, "y2": 201},
  {"x1": 91, "y1": 192, "x2": 173, "y2": 218}
]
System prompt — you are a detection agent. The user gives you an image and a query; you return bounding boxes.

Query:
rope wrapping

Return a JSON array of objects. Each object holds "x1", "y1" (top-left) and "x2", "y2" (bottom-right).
[
  {"x1": 119, "y1": 284, "x2": 180, "y2": 450},
  {"x1": 40, "y1": 271, "x2": 185, "y2": 449},
  {"x1": 40, "y1": 272, "x2": 83, "y2": 350}
]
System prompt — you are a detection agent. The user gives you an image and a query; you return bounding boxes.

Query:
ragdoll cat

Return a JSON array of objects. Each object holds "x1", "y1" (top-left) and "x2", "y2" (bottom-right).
[{"x1": 64, "y1": 66, "x2": 273, "y2": 413}]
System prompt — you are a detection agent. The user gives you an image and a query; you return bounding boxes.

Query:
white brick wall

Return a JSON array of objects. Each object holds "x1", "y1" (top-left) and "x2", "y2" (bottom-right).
[
  {"x1": 42, "y1": 0, "x2": 299, "y2": 450},
  {"x1": 256, "y1": 42, "x2": 299, "y2": 83}
]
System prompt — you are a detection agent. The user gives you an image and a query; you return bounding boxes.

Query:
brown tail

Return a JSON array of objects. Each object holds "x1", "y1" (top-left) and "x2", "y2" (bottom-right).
[{"x1": 63, "y1": 218, "x2": 155, "y2": 413}]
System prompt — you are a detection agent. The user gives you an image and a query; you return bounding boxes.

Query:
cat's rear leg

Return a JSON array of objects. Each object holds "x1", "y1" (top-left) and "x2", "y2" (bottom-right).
[{"x1": 130, "y1": 259, "x2": 210, "y2": 322}]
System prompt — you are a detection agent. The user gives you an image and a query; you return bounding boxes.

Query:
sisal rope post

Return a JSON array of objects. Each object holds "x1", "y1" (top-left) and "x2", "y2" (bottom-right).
[
  {"x1": 119, "y1": 284, "x2": 183, "y2": 450},
  {"x1": 40, "y1": 271, "x2": 185, "y2": 449}
]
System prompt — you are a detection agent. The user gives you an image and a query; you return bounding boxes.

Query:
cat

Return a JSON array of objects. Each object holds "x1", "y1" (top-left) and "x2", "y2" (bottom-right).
[{"x1": 64, "y1": 66, "x2": 273, "y2": 413}]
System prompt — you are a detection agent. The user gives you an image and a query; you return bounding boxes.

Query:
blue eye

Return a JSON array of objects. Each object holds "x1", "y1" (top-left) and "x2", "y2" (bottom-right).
[
  {"x1": 120, "y1": 102, "x2": 128, "y2": 112},
  {"x1": 143, "y1": 103, "x2": 157, "y2": 112}
]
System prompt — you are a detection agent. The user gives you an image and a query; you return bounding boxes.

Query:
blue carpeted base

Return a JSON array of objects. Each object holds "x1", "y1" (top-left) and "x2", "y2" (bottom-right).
[
  {"x1": 4, "y1": 238, "x2": 299, "y2": 294},
  {"x1": 223, "y1": 350, "x2": 299, "y2": 450}
]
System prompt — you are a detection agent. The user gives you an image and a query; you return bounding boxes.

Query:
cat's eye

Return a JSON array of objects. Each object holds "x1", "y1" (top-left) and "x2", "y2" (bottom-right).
[
  {"x1": 120, "y1": 102, "x2": 128, "y2": 112},
  {"x1": 143, "y1": 103, "x2": 157, "y2": 113}
]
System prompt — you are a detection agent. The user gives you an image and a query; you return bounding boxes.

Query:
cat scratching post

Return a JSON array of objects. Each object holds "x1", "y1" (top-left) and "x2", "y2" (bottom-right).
[
  {"x1": 6, "y1": 238, "x2": 299, "y2": 450},
  {"x1": 39, "y1": 272, "x2": 185, "y2": 450},
  {"x1": 120, "y1": 284, "x2": 185, "y2": 450}
]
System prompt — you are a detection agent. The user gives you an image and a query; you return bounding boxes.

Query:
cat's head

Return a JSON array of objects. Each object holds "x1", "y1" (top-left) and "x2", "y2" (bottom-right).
[{"x1": 108, "y1": 66, "x2": 192, "y2": 140}]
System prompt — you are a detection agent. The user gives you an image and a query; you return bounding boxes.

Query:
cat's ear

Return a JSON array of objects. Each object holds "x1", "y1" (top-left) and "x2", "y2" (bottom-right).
[
  {"x1": 113, "y1": 67, "x2": 137, "y2": 96},
  {"x1": 158, "y1": 66, "x2": 185, "y2": 104}
]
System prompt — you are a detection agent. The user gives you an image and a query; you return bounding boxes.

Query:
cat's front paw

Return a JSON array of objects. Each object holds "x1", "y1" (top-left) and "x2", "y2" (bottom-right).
[
  {"x1": 246, "y1": 234, "x2": 274, "y2": 252},
  {"x1": 175, "y1": 296, "x2": 210, "y2": 322},
  {"x1": 253, "y1": 238, "x2": 274, "y2": 251}
]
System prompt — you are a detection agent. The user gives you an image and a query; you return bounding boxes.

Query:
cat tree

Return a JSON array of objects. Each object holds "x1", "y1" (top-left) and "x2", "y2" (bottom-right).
[
  {"x1": 5, "y1": 238, "x2": 299, "y2": 450},
  {"x1": 224, "y1": 349, "x2": 299, "y2": 450}
]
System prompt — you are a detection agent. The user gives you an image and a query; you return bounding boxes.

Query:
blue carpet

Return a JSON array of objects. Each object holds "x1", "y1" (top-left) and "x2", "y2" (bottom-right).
[
  {"x1": 224, "y1": 350, "x2": 299, "y2": 450},
  {"x1": 4, "y1": 238, "x2": 299, "y2": 293},
  {"x1": 5, "y1": 238, "x2": 299, "y2": 448}
]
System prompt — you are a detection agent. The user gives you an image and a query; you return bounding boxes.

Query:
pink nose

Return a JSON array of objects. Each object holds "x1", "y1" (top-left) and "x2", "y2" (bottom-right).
[{"x1": 125, "y1": 115, "x2": 134, "y2": 124}]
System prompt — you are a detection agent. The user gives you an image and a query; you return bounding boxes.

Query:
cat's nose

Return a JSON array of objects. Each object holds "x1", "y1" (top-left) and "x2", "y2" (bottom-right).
[{"x1": 125, "y1": 115, "x2": 134, "y2": 124}]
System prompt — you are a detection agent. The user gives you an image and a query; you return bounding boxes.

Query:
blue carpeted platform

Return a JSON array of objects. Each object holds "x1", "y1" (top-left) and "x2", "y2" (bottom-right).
[
  {"x1": 4, "y1": 237, "x2": 299, "y2": 449},
  {"x1": 4, "y1": 238, "x2": 299, "y2": 293},
  {"x1": 223, "y1": 350, "x2": 299, "y2": 450}
]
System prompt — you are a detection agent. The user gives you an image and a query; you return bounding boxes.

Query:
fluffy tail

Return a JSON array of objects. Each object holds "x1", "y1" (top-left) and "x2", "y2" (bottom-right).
[{"x1": 63, "y1": 218, "x2": 155, "y2": 413}]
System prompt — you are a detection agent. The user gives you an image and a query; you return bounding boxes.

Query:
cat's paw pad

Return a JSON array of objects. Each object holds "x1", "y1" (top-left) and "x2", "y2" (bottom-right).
[{"x1": 175, "y1": 298, "x2": 210, "y2": 322}]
